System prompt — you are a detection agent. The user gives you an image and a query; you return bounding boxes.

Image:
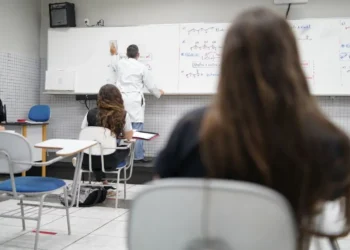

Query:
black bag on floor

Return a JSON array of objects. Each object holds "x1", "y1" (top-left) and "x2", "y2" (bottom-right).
[{"x1": 60, "y1": 185, "x2": 107, "y2": 207}]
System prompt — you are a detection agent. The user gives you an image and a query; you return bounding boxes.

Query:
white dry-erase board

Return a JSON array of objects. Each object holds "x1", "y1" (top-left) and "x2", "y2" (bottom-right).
[{"x1": 47, "y1": 19, "x2": 350, "y2": 95}]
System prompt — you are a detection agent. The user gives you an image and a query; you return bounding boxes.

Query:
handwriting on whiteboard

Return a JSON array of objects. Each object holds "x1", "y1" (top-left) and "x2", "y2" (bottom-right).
[
  {"x1": 179, "y1": 24, "x2": 227, "y2": 85},
  {"x1": 192, "y1": 62, "x2": 220, "y2": 68},
  {"x1": 120, "y1": 53, "x2": 152, "y2": 61},
  {"x1": 202, "y1": 52, "x2": 221, "y2": 61},
  {"x1": 291, "y1": 23, "x2": 312, "y2": 41},
  {"x1": 340, "y1": 20, "x2": 350, "y2": 31},
  {"x1": 181, "y1": 69, "x2": 219, "y2": 78},
  {"x1": 301, "y1": 60, "x2": 315, "y2": 81},
  {"x1": 185, "y1": 27, "x2": 226, "y2": 35}
]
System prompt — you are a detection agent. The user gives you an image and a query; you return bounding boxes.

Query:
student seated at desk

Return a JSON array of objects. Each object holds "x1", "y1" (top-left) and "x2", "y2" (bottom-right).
[
  {"x1": 81, "y1": 84, "x2": 133, "y2": 182},
  {"x1": 155, "y1": 8, "x2": 350, "y2": 249}
]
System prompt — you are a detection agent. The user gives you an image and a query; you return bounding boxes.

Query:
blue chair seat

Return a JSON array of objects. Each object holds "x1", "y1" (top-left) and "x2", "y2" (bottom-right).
[
  {"x1": 116, "y1": 161, "x2": 126, "y2": 169},
  {"x1": 0, "y1": 177, "x2": 65, "y2": 193}
]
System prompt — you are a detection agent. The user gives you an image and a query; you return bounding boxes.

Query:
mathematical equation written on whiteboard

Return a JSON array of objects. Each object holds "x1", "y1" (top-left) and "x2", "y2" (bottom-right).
[
  {"x1": 290, "y1": 23, "x2": 312, "y2": 41},
  {"x1": 185, "y1": 40, "x2": 223, "y2": 51},
  {"x1": 181, "y1": 69, "x2": 220, "y2": 79},
  {"x1": 179, "y1": 24, "x2": 227, "y2": 83},
  {"x1": 185, "y1": 27, "x2": 226, "y2": 35}
]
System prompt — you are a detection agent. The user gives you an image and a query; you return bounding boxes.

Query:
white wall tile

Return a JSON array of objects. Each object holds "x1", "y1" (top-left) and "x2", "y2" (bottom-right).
[{"x1": 0, "y1": 52, "x2": 40, "y2": 121}]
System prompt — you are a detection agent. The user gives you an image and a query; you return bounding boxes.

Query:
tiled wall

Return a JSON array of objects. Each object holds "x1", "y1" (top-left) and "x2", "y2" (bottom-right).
[
  {"x1": 0, "y1": 52, "x2": 40, "y2": 121},
  {"x1": 39, "y1": 58, "x2": 350, "y2": 157}
]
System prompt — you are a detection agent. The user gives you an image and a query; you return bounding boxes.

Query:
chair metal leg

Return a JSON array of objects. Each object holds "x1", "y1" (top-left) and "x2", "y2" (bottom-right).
[
  {"x1": 115, "y1": 171, "x2": 120, "y2": 209},
  {"x1": 19, "y1": 198, "x2": 26, "y2": 231},
  {"x1": 329, "y1": 238, "x2": 340, "y2": 250},
  {"x1": 64, "y1": 186, "x2": 71, "y2": 235},
  {"x1": 123, "y1": 167, "x2": 127, "y2": 200},
  {"x1": 34, "y1": 195, "x2": 47, "y2": 250},
  {"x1": 76, "y1": 170, "x2": 82, "y2": 208}
]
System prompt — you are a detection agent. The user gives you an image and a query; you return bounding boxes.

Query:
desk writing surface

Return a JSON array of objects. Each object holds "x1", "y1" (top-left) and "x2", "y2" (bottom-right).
[{"x1": 35, "y1": 139, "x2": 97, "y2": 156}]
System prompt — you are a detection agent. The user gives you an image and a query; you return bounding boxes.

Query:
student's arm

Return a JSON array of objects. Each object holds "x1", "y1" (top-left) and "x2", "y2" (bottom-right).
[
  {"x1": 143, "y1": 67, "x2": 164, "y2": 98},
  {"x1": 0, "y1": 126, "x2": 5, "y2": 131},
  {"x1": 123, "y1": 113, "x2": 133, "y2": 141}
]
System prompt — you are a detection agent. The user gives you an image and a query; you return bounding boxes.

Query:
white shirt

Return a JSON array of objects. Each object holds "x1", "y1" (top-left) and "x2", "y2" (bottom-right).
[
  {"x1": 81, "y1": 112, "x2": 133, "y2": 133},
  {"x1": 109, "y1": 55, "x2": 161, "y2": 123}
]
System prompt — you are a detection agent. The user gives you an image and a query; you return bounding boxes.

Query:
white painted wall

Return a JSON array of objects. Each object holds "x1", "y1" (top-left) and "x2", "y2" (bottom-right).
[
  {"x1": 40, "y1": 0, "x2": 350, "y2": 58},
  {"x1": 0, "y1": 0, "x2": 41, "y2": 58}
]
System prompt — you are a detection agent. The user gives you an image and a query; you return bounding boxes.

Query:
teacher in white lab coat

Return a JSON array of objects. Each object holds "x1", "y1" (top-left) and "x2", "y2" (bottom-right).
[{"x1": 110, "y1": 44, "x2": 164, "y2": 163}]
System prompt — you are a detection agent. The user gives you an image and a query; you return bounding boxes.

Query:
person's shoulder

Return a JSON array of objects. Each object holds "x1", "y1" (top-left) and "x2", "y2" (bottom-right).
[{"x1": 175, "y1": 107, "x2": 208, "y2": 131}]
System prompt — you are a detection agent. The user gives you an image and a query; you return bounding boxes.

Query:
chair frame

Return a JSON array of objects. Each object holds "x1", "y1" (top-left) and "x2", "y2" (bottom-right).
[
  {"x1": 75, "y1": 135, "x2": 136, "y2": 209},
  {"x1": 0, "y1": 136, "x2": 71, "y2": 250}
]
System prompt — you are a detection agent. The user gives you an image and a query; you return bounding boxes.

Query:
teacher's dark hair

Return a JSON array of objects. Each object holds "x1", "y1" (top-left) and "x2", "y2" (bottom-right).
[
  {"x1": 97, "y1": 84, "x2": 125, "y2": 137},
  {"x1": 127, "y1": 44, "x2": 139, "y2": 59},
  {"x1": 200, "y1": 7, "x2": 350, "y2": 249}
]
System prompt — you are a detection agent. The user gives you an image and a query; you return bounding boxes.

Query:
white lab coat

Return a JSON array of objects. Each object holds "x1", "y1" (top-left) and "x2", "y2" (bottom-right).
[{"x1": 109, "y1": 55, "x2": 161, "y2": 123}]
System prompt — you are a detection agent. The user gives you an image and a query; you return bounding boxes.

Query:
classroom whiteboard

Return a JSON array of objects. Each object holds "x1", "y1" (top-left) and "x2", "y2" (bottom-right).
[
  {"x1": 291, "y1": 19, "x2": 350, "y2": 95},
  {"x1": 47, "y1": 25, "x2": 180, "y2": 94},
  {"x1": 47, "y1": 20, "x2": 350, "y2": 95}
]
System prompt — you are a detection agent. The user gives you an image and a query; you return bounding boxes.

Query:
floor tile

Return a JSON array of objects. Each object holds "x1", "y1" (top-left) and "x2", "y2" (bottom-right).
[
  {"x1": 0, "y1": 246, "x2": 36, "y2": 250},
  {"x1": 40, "y1": 216, "x2": 112, "y2": 235},
  {"x1": 73, "y1": 235, "x2": 126, "y2": 248},
  {"x1": 64, "y1": 243, "x2": 126, "y2": 250},
  {"x1": 115, "y1": 212, "x2": 129, "y2": 222},
  {"x1": 92, "y1": 220, "x2": 128, "y2": 238},
  {"x1": 70, "y1": 207, "x2": 127, "y2": 220},
  {"x1": 3, "y1": 231, "x2": 84, "y2": 250},
  {"x1": 0, "y1": 225, "x2": 28, "y2": 244},
  {"x1": 0, "y1": 213, "x2": 64, "y2": 229}
]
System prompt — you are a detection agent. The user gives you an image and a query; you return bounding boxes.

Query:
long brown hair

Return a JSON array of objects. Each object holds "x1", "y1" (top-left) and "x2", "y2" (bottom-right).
[
  {"x1": 200, "y1": 8, "x2": 350, "y2": 248},
  {"x1": 97, "y1": 84, "x2": 125, "y2": 137}
]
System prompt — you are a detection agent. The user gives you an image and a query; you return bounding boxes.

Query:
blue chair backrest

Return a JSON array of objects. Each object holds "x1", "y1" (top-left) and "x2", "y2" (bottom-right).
[{"x1": 28, "y1": 105, "x2": 51, "y2": 122}]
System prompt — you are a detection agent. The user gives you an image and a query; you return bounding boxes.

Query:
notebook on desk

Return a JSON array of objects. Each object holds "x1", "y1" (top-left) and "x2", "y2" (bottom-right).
[{"x1": 133, "y1": 131, "x2": 159, "y2": 140}]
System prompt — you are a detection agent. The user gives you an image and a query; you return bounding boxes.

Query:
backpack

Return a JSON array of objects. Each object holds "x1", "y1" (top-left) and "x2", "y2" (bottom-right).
[{"x1": 60, "y1": 185, "x2": 107, "y2": 207}]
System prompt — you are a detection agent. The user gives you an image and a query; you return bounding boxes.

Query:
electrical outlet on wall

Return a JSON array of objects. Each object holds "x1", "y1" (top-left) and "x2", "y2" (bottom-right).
[{"x1": 274, "y1": 0, "x2": 308, "y2": 4}]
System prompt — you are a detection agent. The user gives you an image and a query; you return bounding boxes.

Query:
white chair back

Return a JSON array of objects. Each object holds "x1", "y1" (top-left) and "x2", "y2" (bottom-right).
[
  {"x1": 0, "y1": 132, "x2": 33, "y2": 174},
  {"x1": 128, "y1": 179, "x2": 297, "y2": 250},
  {"x1": 79, "y1": 127, "x2": 116, "y2": 155}
]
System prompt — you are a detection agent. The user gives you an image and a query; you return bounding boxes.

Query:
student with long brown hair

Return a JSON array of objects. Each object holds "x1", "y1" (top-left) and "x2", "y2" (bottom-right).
[
  {"x1": 155, "y1": 8, "x2": 350, "y2": 249},
  {"x1": 81, "y1": 84, "x2": 133, "y2": 181}
]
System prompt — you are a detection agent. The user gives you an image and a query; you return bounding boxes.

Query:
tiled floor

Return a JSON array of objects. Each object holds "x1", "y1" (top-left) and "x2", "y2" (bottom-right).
[
  {"x1": 0, "y1": 183, "x2": 145, "y2": 250},
  {"x1": 1, "y1": 182, "x2": 350, "y2": 250}
]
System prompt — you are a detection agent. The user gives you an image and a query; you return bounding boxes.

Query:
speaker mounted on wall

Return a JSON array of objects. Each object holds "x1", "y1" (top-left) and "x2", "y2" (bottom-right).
[{"x1": 49, "y1": 2, "x2": 76, "y2": 28}]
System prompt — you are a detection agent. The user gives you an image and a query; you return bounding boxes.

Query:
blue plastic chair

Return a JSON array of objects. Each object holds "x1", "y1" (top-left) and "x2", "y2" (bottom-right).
[
  {"x1": 28, "y1": 105, "x2": 51, "y2": 122},
  {"x1": 0, "y1": 132, "x2": 71, "y2": 250}
]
